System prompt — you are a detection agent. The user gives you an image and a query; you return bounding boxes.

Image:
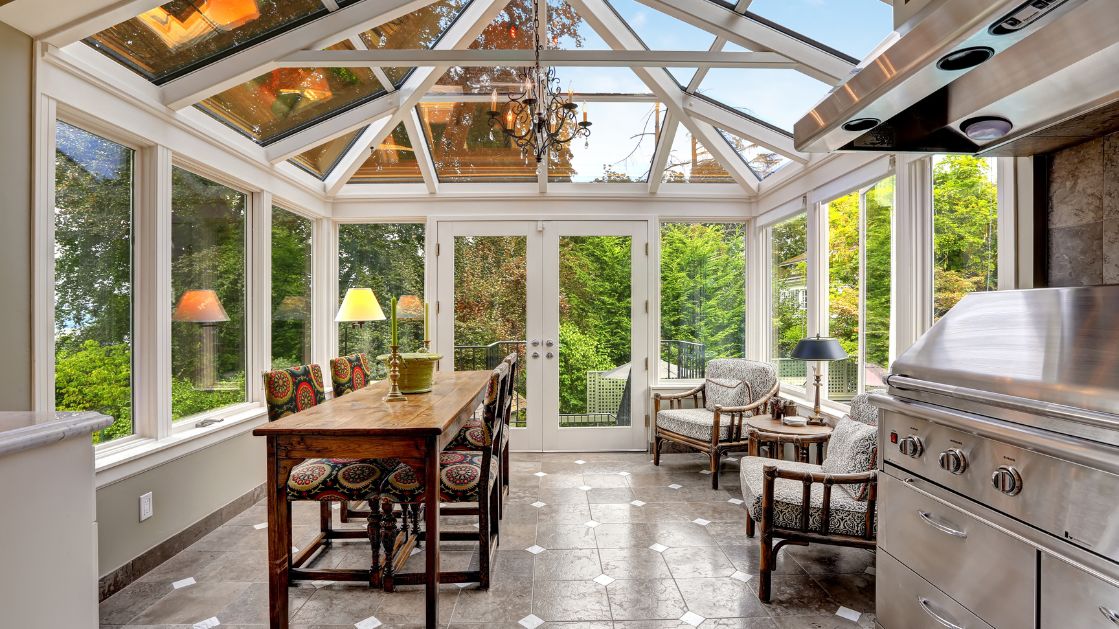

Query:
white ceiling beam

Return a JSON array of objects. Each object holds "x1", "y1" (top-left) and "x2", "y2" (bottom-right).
[
  {"x1": 276, "y1": 49, "x2": 795, "y2": 69},
  {"x1": 647, "y1": 113, "x2": 679, "y2": 193},
  {"x1": 568, "y1": 0, "x2": 757, "y2": 194},
  {"x1": 683, "y1": 94, "x2": 807, "y2": 164},
  {"x1": 160, "y1": 0, "x2": 440, "y2": 110},
  {"x1": 403, "y1": 107, "x2": 439, "y2": 194},
  {"x1": 265, "y1": 92, "x2": 399, "y2": 163},
  {"x1": 422, "y1": 92, "x2": 658, "y2": 103},
  {"x1": 685, "y1": 0, "x2": 751, "y2": 91},
  {"x1": 626, "y1": 0, "x2": 854, "y2": 85},
  {"x1": 1, "y1": 0, "x2": 163, "y2": 45},
  {"x1": 323, "y1": 117, "x2": 393, "y2": 195}
]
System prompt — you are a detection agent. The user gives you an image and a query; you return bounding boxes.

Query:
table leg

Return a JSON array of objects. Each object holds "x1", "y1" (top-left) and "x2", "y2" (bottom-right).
[
  {"x1": 267, "y1": 440, "x2": 296, "y2": 629},
  {"x1": 424, "y1": 437, "x2": 441, "y2": 628},
  {"x1": 748, "y1": 434, "x2": 758, "y2": 457}
]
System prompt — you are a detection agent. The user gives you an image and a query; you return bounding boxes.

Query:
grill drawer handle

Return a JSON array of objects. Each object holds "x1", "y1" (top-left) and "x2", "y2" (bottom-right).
[
  {"x1": 1102, "y1": 606, "x2": 1119, "y2": 625},
  {"x1": 917, "y1": 510, "x2": 968, "y2": 539},
  {"x1": 918, "y1": 596, "x2": 965, "y2": 629}
]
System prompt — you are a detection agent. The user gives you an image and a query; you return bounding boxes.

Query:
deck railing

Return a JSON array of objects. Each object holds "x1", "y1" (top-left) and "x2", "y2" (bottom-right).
[{"x1": 659, "y1": 339, "x2": 706, "y2": 380}]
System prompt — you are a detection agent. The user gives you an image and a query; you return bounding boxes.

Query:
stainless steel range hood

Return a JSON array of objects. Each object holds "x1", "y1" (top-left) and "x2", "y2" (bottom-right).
[{"x1": 794, "y1": 0, "x2": 1119, "y2": 155}]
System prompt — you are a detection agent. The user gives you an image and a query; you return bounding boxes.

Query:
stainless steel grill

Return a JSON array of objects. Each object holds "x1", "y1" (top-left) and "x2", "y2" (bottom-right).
[{"x1": 870, "y1": 286, "x2": 1119, "y2": 629}]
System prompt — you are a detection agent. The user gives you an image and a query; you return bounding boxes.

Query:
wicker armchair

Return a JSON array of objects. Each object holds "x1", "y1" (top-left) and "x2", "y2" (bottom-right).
[{"x1": 653, "y1": 359, "x2": 779, "y2": 489}]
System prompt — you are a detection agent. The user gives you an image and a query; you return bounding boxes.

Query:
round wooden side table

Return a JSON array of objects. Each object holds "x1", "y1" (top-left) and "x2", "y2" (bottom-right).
[{"x1": 746, "y1": 415, "x2": 833, "y2": 464}]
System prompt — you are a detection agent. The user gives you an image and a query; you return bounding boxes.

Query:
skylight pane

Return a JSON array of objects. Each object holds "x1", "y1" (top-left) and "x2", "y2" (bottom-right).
[
  {"x1": 289, "y1": 128, "x2": 363, "y2": 179},
  {"x1": 549, "y1": 102, "x2": 663, "y2": 183},
  {"x1": 697, "y1": 69, "x2": 832, "y2": 132},
  {"x1": 606, "y1": 0, "x2": 716, "y2": 50},
  {"x1": 418, "y1": 102, "x2": 538, "y2": 183},
  {"x1": 551, "y1": 67, "x2": 651, "y2": 95},
  {"x1": 663, "y1": 128, "x2": 734, "y2": 184},
  {"x1": 548, "y1": 0, "x2": 601, "y2": 49},
  {"x1": 197, "y1": 41, "x2": 387, "y2": 144},
  {"x1": 746, "y1": 0, "x2": 892, "y2": 61},
  {"x1": 471, "y1": 0, "x2": 534, "y2": 49},
  {"x1": 717, "y1": 128, "x2": 791, "y2": 180},
  {"x1": 358, "y1": 0, "x2": 469, "y2": 86},
  {"x1": 437, "y1": 66, "x2": 526, "y2": 95},
  {"x1": 85, "y1": 0, "x2": 327, "y2": 84},
  {"x1": 351, "y1": 123, "x2": 424, "y2": 184}
]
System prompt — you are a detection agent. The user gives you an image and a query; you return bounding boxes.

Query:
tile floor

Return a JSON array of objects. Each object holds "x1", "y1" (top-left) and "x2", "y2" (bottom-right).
[{"x1": 100, "y1": 452, "x2": 876, "y2": 628}]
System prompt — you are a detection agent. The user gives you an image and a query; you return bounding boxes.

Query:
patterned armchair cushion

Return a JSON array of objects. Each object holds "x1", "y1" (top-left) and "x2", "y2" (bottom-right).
[
  {"x1": 704, "y1": 378, "x2": 747, "y2": 411},
  {"x1": 382, "y1": 452, "x2": 498, "y2": 504},
  {"x1": 703, "y1": 359, "x2": 778, "y2": 412},
  {"x1": 740, "y1": 456, "x2": 874, "y2": 537},
  {"x1": 847, "y1": 393, "x2": 879, "y2": 427},
  {"x1": 264, "y1": 364, "x2": 326, "y2": 421},
  {"x1": 330, "y1": 353, "x2": 372, "y2": 397},
  {"x1": 821, "y1": 417, "x2": 879, "y2": 501},
  {"x1": 287, "y1": 457, "x2": 400, "y2": 501},
  {"x1": 657, "y1": 408, "x2": 734, "y2": 442}
]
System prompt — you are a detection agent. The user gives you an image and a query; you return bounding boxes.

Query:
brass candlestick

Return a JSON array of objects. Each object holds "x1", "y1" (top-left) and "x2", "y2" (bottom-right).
[{"x1": 383, "y1": 345, "x2": 407, "y2": 403}]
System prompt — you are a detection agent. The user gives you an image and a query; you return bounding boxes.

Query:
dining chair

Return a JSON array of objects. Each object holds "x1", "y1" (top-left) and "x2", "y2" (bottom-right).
[
  {"x1": 262, "y1": 364, "x2": 399, "y2": 581},
  {"x1": 329, "y1": 352, "x2": 378, "y2": 523}
]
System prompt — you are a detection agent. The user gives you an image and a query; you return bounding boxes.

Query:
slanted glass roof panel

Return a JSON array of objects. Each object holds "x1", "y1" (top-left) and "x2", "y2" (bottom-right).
[
  {"x1": 549, "y1": 102, "x2": 663, "y2": 183},
  {"x1": 418, "y1": 102, "x2": 538, "y2": 183},
  {"x1": 470, "y1": 0, "x2": 533, "y2": 49},
  {"x1": 437, "y1": 66, "x2": 526, "y2": 95},
  {"x1": 289, "y1": 127, "x2": 363, "y2": 179},
  {"x1": 548, "y1": 0, "x2": 603, "y2": 49},
  {"x1": 606, "y1": 0, "x2": 717, "y2": 50},
  {"x1": 697, "y1": 69, "x2": 832, "y2": 132},
  {"x1": 552, "y1": 67, "x2": 651, "y2": 95},
  {"x1": 718, "y1": 128, "x2": 791, "y2": 180},
  {"x1": 358, "y1": 0, "x2": 469, "y2": 86},
  {"x1": 197, "y1": 40, "x2": 387, "y2": 144},
  {"x1": 745, "y1": 0, "x2": 892, "y2": 61},
  {"x1": 351, "y1": 123, "x2": 423, "y2": 183},
  {"x1": 662, "y1": 128, "x2": 734, "y2": 184},
  {"x1": 85, "y1": 0, "x2": 327, "y2": 84}
]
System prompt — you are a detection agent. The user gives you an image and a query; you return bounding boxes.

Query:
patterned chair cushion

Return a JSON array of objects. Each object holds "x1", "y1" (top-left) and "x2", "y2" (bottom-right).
[
  {"x1": 383, "y1": 452, "x2": 498, "y2": 504},
  {"x1": 445, "y1": 361, "x2": 510, "y2": 451},
  {"x1": 739, "y1": 456, "x2": 873, "y2": 537},
  {"x1": 847, "y1": 393, "x2": 879, "y2": 427},
  {"x1": 264, "y1": 364, "x2": 326, "y2": 421},
  {"x1": 330, "y1": 353, "x2": 372, "y2": 397},
  {"x1": 447, "y1": 417, "x2": 490, "y2": 451},
  {"x1": 704, "y1": 359, "x2": 778, "y2": 411},
  {"x1": 704, "y1": 378, "x2": 747, "y2": 411},
  {"x1": 821, "y1": 417, "x2": 878, "y2": 501},
  {"x1": 657, "y1": 407, "x2": 734, "y2": 442},
  {"x1": 287, "y1": 457, "x2": 400, "y2": 501}
]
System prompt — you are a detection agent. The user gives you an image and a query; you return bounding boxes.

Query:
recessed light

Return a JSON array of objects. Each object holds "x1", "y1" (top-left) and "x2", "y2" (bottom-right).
[
  {"x1": 843, "y1": 118, "x2": 880, "y2": 132},
  {"x1": 961, "y1": 116, "x2": 1014, "y2": 141},
  {"x1": 936, "y1": 46, "x2": 995, "y2": 71}
]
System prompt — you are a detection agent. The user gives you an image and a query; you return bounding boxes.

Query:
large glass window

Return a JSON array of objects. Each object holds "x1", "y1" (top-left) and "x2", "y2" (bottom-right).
[
  {"x1": 171, "y1": 167, "x2": 247, "y2": 421},
  {"x1": 659, "y1": 222, "x2": 746, "y2": 380},
  {"x1": 769, "y1": 213, "x2": 807, "y2": 388},
  {"x1": 826, "y1": 177, "x2": 895, "y2": 400},
  {"x1": 271, "y1": 207, "x2": 313, "y2": 368},
  {"x1": 54, "y1": 122, "x2": 134, "y2": 444},
  {"x1": 337, "y1": 223, "x2": 426, "y2": 377},
  {"x1": 933, "y1": 155, "x2": 998, "y2": 320},
  {"x1": 662, "y1": 129, "x2": 735, "y2": 184}
]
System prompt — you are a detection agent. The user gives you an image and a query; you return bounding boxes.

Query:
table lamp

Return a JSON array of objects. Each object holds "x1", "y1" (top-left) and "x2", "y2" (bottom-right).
[
  {"x1": 335, "y1": 288, "x2": 385, "y2": 326},
  {"x1": 790, "y1": 334, "x2": 848, "y2": 424},
  {"x1": 172, "y1": 289, "x2": 229, "y2": 325}
]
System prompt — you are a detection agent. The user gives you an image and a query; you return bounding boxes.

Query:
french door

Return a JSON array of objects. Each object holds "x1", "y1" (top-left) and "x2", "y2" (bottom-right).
[{"x1": 435, "y1": 220, "x2": 648, "y2": 451}]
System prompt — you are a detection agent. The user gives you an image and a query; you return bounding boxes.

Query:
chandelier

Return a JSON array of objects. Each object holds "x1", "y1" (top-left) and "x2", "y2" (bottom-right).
[{"x1": 487, "y1": 0, "x2": 591, "y2": 163}]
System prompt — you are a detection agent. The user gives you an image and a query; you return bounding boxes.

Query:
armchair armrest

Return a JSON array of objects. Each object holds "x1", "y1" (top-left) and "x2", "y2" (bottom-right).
[{"x1": 761, "y1": 463, "x2": 877, "y2": 540}]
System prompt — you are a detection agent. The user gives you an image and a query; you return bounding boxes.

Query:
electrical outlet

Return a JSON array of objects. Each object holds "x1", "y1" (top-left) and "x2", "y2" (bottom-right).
[{"x1": 139, "y1": 492, "x2": 154, "y2": 522}]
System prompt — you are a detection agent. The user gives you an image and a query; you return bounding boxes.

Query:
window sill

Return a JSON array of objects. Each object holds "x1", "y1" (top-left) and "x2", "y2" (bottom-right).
[{"x1": 95, "y1": 404, "x2": 267, "y2": 488}]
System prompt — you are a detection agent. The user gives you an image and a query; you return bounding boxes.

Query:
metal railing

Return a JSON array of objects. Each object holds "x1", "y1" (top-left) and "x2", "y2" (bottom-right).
[{"x1": 659, "y1": 339, "x2": 706, "y2": 379}]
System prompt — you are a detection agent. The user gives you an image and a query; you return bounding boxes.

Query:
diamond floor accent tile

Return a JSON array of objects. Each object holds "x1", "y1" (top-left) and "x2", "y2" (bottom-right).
[
  {"x1": 630, "y1": 500, "x2": 646, "y2": 507},
  {"x1": 531, "y1": 501, "x2": 547, "y2": 508},
  {"x1": 618, "y1": 471, "x2": 631, "y2": 476},
  {"x1": 534, "y1": 471, "x2": 548, "y2": 477},
  {"x1": 519, "y1": 614, "x2": 545, "y2": 629},
  {"x1": 668, "y1": 484, "x2": 683, "y2": 489},
  {"x1": 311, "y1": 580, "x2": 334, "y2": 587},
  {"x1": 699, "y1": 470, "x2": 712, "y2": 475},
  {"x1": 725, "y1": 456, "x2": 738, "y2": 462},
  {"x1": 728, "y1": 498, "x2": 744, "y2": 505},
  {"x1": 171, "y1": 577, "x2": 195, "y2": 589},
  {"x1": 836, "y1": 606, "x2": 861, "y2": 622},
  {"x1": 593, "y1": 574, "x2": 615, "y2": 586},
  {"x1": 525, "y1": 545, "x2": 546, "y2": 555},
  {"x1": 680, "y1": 610, "x2": 705, "y2": 626},
  {"x1": 355, "y1": 616, "x2": 384, "y2": 629},
  {"x1": 730, "y1": 571, "x2": 751, "y2": 583},
  {"x1": 574, "y1": 460, "x2": 586, "y2": 465},
  {"x1": 584, "y1": 520, "x2": 601, "y2": 528},
  {"x1": 253, "y1": 522, "x2": 268, "y2": 530},
  {"x1": 691, "y1": 518, "x2": 711, "y2": 526},
  {"x1": 649, "y1": 543, "x2": 668, "y2": 553},
  {"x1": 193, "y1": 618, "x2": 220, "y2": 629},
  {"x1": 578, "y1": 485, "x2": 593, "y2": 491}
]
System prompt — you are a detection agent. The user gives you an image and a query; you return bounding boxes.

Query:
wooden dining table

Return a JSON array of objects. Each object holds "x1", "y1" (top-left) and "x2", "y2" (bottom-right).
[{"x1": 253, "y1": 370, "x2": 492, "y2": 629}]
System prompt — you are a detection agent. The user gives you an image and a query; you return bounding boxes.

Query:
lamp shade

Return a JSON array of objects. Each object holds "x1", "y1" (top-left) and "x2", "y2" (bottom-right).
[
  {"x1": 396, "y1": 295, "x2": 424, "y2": 319},
  {"x1": 336, "y1": 288, "x2": 386, "y2": 323},
  {"x1": 790, "y1": 335, "x2": 848, "y2": 361},
  {"x1": 172, "y1": 289, "x2": 230, "y2": 323}
]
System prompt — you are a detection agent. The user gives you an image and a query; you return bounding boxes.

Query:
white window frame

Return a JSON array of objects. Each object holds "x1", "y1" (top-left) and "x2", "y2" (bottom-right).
[
  {"x1": 757, "y1": 207, "x2": 810, "y2": 400},
  {"x1": 270, "y1": 202, "x2": 319, "y2": 369}
]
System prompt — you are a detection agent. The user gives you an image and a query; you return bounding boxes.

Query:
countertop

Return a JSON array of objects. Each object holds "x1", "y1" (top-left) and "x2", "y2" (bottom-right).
[{"x1": 0, "y1": 410, "x2": 113, "y2": 457}]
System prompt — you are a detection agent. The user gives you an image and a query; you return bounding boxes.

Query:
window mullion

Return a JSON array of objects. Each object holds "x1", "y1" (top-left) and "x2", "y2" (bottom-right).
[
  {"x1": 135, "y1": 145, "x2": 173, "y2": 440},
  {"x1": 858, "y1": 189, "x2": 868, "y2": 395},
  {"x1": 806, "y1": 200, "x2": 828, "y2": 395},
  {"x1": 248, "y1": 192, "x2": 272, "y2": 404}
]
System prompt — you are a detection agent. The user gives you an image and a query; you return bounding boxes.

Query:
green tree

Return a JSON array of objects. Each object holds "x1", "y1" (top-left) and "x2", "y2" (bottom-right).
[
  {"x1": 271, "y1": 208, "x2": 313, "y2": 368},
  {"x1": 771, "y1": 214, "x2": 807, "y2": 361},
  {"x1": 933, "y1": 155, "x2": 997, "y2": 318}
]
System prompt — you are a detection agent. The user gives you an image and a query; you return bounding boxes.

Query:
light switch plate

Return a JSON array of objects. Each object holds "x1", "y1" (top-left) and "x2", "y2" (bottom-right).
[{"x1": 140, "y1": 492, "x2": 153, "y2": 521}]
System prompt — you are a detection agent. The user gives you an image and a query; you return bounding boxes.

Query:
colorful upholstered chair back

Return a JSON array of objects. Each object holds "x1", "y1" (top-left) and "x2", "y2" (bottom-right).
[
  {"x1": 329, "y1": 353, "x2": 372, "y2": 397},
  {"x1": 500, "y1": 352, "x2": 519, "y2": 427},
  {"x1": 263, "y1": 364, "x2": 326, "y2": 421},
  {"x1": 475, "y1": 361, "x2": 511, "y2": 447}
]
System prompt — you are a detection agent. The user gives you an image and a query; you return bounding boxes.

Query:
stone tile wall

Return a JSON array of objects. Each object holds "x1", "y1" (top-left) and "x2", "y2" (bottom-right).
[{"x1": 1048, "y1": 131, "x2": 1119, "y2": 285}]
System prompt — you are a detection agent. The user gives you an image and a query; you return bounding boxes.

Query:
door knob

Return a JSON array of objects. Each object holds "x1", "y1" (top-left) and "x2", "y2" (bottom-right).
[
  {"x1": 531, "y1": 351, "x2": 540, "y2": 358},
  {"x1": 545, "y1": 339, "x2": 555, "y2": 347},
  {"x1": 531, "y1": 339, "x2": 540, "y2": 347},
  {"x1": 546, "y1": 352, "x2": 554, "y2": 359}
]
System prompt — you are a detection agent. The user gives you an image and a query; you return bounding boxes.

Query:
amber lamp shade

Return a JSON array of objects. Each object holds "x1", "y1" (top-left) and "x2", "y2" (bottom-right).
[
  {"x1": 396, "y1": 295, "x2": 424, "y2": 319},
  {"x1": 138, "y1": 0, "x2": 262, "y2": 50},
  {"x1": 172, "y1": 289, "x2": 230, "y2": 324},
  {"x1": 336, "y1": 288, "x2": 386, "y2": 323},
  {"x1": 275, "y1": 69, "x2": 333, "y2": 102}
]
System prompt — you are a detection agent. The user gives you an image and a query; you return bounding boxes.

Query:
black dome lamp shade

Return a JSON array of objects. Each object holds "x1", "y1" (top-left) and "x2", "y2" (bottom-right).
[{"x1": 791, "y1": 335, "x2": 848, "y2": 423}]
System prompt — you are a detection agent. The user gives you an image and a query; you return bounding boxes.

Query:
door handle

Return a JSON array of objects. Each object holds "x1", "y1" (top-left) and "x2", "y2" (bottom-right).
[
  {"x1": 546, "y1": 352, "x2": 554, "y2": 359},
  {"x1": 531, "y1": 352, "x2": 540, "y2": 358},
  {"x1": 916, "y1": 511, "x2": 967, "y2": 539},
  {"x1": 545, "y1": 339, "x2": 555, "y2": 347},
  {"x1": 531, "y1": 339, "x2": 540, "y2": 347},
  {"x1": 917, "y1": 597, "x2": 965, "y2": 629}
]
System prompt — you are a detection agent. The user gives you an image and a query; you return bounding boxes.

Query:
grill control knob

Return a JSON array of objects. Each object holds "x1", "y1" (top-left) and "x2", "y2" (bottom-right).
[
  {"x1": 938, "y1": 449, "x2": 968, "y2": 475},
  {"x1": 898, "y1": 436, "x2": 924, "y2": 458},
  {"x1": 991, "y1": 466, "x2": 1023, "y2": 496}
]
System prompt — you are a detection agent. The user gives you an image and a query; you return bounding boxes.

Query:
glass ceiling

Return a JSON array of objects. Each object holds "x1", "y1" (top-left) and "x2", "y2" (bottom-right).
[{"x1": 80, "y1": 0, "x2": 895, "y2": 190}]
